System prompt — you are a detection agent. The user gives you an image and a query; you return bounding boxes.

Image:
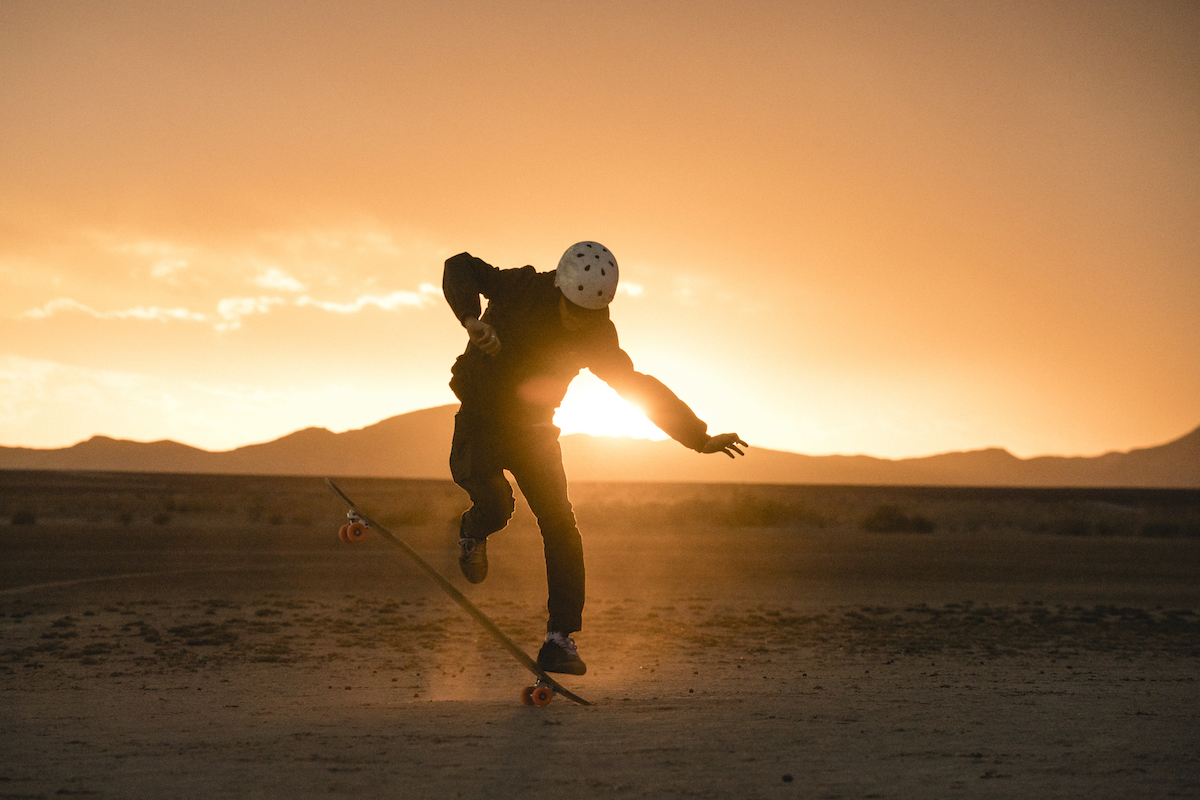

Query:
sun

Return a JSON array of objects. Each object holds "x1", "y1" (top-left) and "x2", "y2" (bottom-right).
[{"x1": 553, "y1": 370, "x2": 668, "y2": 440}]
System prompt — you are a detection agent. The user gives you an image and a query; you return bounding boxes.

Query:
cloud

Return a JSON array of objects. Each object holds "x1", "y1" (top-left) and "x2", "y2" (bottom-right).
[
  {"x1": 18, "y1": 298, "x2": 208, "y2": 323},
  {"x1": 670, "y1": 275, "x2": 713, "y2": 307},
  {"x1": 102, "y1": 237, "x2": 191, "y2": 259},
  {"x1": 294, "y1": 284, "x2": 442, "y2": 314},
  {"x1": 214, "y1": 285, "x2": 441, "y2": 328},
  {"x1": 16, "y1": 282, "x2": 443, "y2": 332},
  {"x1": 253, "y1": 267, "x2": 306, "y2": 292},
  {"x1": 150, "y1": 258, "x2": 190, "y2": 282},
  {"x1": 214, "y1": 296, "x2": 287, "y2": 330},
  {"x1": 618, "y1": 282, "x2": 644, "y2": 298}
]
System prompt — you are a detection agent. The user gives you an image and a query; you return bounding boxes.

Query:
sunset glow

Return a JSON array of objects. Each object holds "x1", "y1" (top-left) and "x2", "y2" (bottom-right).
[
  {"x1": 1, "y1": 2, "x2": 1197, "y2": 459},
  {"x1": 554, "y1": 372, "x2": 669, "y2": 443}
]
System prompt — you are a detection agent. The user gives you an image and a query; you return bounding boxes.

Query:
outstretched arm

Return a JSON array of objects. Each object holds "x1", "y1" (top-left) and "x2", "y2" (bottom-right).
[
  {"x1": 700, "y1": 433, "x2": 748, "y2": 458},
  {"x1": 590, "y1": 337, "x2": 746, "y2": 457}
]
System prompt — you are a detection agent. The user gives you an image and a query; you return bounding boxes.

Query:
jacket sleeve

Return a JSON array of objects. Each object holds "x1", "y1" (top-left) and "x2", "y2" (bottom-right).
[
  {"x1": 442, "y1": 252, "x2": 500, "y2": 324},
  {"x1": 587, "y1": 326, "x2": 710, "y2": 452}
]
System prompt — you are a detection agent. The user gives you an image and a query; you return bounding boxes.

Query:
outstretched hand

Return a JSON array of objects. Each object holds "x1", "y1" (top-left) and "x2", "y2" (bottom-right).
[
  {"x1": 702, "y1": 433, "x2": 747, "y2": 459},
  {"x1": 465, "y1": 317, "x2": 501, "y2": 356}
]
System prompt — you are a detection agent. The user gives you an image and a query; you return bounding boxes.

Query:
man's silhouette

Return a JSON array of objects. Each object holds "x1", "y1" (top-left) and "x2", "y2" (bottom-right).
[{"x1": 443, "y1": 242, "x2": 745, "y2": 674}]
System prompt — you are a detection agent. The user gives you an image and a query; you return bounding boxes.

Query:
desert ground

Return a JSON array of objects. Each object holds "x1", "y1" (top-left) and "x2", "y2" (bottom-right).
[{"x1": 2, "y1": 471, "x2": 1199, "y2": 799}]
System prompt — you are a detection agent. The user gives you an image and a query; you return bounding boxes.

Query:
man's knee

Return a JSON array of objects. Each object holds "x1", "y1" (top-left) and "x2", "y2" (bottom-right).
[
  {"x1": 462, "y1": 491, "x2": 516, "y2": 536},
  {"x1": 537, "y1": 507, "x2": 582, "y2": 559}
]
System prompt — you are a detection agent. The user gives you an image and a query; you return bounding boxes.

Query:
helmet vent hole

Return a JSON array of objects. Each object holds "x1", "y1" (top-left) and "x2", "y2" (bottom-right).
[
  {"x1": 584, "y1": 265, "x2": 590, "y2": 271},
  {"x1": 600, "y1": 269, "x2": 605, "y2": 276},
  {"x1": 577, "y1": 285, "x2": 584, "y2": 291}
]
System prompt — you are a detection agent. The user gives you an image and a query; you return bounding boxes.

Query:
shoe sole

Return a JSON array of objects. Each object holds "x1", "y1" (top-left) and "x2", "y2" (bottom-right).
[{"x1": 538, "y1": 661, "x2": 587, "y2": 676}]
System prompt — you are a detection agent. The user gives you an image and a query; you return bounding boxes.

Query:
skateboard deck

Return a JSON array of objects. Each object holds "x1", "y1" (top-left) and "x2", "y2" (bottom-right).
[{"x1": 324, "y1": 478, "x2": 591, "y2": 706}]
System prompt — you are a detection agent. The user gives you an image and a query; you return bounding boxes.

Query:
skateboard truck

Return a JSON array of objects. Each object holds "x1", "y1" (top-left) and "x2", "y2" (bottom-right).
[
  {"x1": 338, "y1": 510, "x2": 369, "y2": 543},
  {"x1": 520, "y1": 678, "x2": 556, "y2": 707}
]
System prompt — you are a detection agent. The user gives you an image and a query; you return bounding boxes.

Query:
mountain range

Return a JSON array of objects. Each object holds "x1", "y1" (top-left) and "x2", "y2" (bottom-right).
[{"x1": 1, "y1": 404, "x2": 1197, "y2": 487}]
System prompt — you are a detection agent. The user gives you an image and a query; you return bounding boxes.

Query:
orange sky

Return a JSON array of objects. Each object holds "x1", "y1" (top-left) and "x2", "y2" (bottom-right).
[{"x1": 2, "y1": 1, "x2": 1198, "y2": 459}]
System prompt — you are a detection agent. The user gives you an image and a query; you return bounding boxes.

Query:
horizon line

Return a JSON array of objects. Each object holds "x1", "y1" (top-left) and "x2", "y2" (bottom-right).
[{"x1": 1, "y1": 403, "x2": 1196, "y2": 464}]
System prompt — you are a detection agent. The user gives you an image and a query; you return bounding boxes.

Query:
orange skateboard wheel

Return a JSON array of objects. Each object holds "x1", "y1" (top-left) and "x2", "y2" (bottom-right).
[
  {"x1": 531, "y1": 685, "x2": 554, "y2": 707},
  {"x1": 520, "y1": 686, "x2": 535, "y2": 706},
  {"x1": 338, "y1": 524, "x2": 350, "y2": 543},
  {"x1": 345, "y1": 521, "x2": 367, "y2": 542}
]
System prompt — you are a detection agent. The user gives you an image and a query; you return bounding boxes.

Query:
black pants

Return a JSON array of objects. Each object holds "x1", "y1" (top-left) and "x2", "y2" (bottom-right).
[{"x1": 449, "y1": 408, "x2": 585, "y2": 634}]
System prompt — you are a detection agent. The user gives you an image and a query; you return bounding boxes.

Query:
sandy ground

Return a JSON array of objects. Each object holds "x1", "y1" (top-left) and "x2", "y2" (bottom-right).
[{"x1": 3, "y1": 497, "x2": 1199, "y2": 798}]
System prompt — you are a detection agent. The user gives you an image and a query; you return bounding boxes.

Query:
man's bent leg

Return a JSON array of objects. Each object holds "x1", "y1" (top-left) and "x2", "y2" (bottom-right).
[
  {"x1": 450, "y1": 410, "x2": 515, "y2": 582},
  {"x1": 450, "y1": 410, "x2": 516, "y2": 537}
]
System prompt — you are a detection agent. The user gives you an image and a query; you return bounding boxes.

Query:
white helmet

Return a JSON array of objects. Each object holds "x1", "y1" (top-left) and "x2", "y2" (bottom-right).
[{"x1": 554, "y1": 241, "x2": 618, "y2": 309}]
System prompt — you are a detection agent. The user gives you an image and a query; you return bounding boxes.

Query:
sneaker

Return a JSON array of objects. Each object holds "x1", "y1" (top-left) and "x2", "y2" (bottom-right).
[
  {"x1": 537, "y1": 632, "x2": 586, "y2": 675},
  {"x1": 458, "y1": 537, "x2": 488, "y2": 584}
]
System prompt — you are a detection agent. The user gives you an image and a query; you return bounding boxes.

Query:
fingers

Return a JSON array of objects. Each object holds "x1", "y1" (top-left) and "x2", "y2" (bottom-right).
[
  {"x1": 469, "y1": 325, "x2": 501, "y2": 355},
  {"x1": 706, "y1": 433, "x2": 748, "y2": 458},
  {"x1": 479, "y1": 335, "x2": 501, "y2": 355}
]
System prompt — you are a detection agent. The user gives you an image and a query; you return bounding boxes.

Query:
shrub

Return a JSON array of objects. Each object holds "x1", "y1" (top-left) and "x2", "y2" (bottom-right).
[
  {"x1": 1141, "y1": 522, "x2": 1182, "y2": 538},
  {"x1": 861, "y1": 504, "x2": 935, "y2": 533},
  {"x1": 1051, "y1": 518, "x2": 1092, "y2": 537}
]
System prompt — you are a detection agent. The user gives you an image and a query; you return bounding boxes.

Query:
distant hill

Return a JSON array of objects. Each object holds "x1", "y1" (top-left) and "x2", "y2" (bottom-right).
[{"x1": 1, "y1": 405, "x2": 1197, "y2": 487}]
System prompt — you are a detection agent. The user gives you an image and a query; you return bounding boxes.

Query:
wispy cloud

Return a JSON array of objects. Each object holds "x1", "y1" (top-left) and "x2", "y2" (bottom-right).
[
  {"x1": 260, "y1": 228, "x2": 415, "y2": 258},
  {"x1": 670, "y1": 275, "x2": 713, "y2": 307},
  {"x1": 18, "y1": 298, "x2": 208, "y2": 323},
  {"x1": 150, "y1": 258, "x2": 190, "y2": 282},
  {"x1": 102, "y1": 237, "x2": 192, "y2": 260},
  {"x1": 214, "y1": 296, "x2": 287, "y2": 330},
  {"x1": 4, "y1": 223, "x2": 449, "y2": 307},
  {"x1": 294, "y1": 284, "x2": 442, "y2": 314},
  {"x1": 253, "y1": 268, "x2": 306, "y2": 292},
  {"x1": 16, "y1": 283, "x2": 443, "y2": 330}
]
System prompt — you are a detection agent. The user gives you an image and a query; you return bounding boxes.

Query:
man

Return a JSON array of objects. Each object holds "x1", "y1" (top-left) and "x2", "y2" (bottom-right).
[{"x1": 443, "y1": 242, "x2": 746, "y2": 675}]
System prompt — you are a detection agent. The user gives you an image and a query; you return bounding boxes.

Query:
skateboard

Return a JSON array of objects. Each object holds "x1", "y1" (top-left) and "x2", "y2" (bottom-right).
[{"x1": 324, "y1": 478, "x2": 591, "y2": 707}]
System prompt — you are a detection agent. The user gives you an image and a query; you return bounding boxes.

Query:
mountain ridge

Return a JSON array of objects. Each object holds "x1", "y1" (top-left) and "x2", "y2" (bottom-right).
[{"x1": 1, "y1": 405, "x2": 1196, "y2": 487}]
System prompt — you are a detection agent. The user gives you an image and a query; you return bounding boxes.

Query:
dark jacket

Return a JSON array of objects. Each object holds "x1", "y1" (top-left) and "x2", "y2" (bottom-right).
[{"x1": 443, "y1": 252, "x2": 709, "y2": 451}]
